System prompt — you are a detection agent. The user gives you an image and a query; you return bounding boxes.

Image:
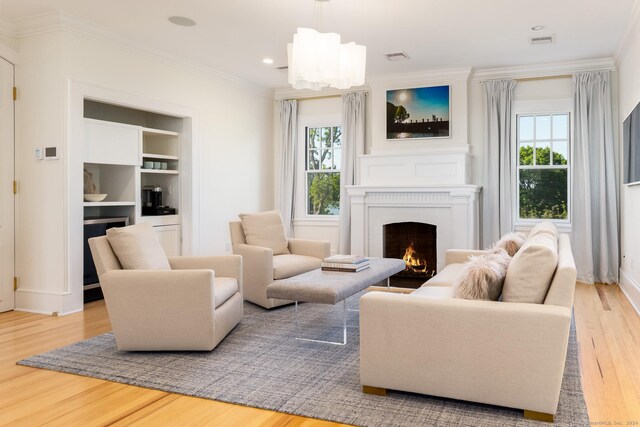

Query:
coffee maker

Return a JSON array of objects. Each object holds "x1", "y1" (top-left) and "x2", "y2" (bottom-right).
[{"x1": 142, "y1": 185, "x2": 176, "y2": 215}]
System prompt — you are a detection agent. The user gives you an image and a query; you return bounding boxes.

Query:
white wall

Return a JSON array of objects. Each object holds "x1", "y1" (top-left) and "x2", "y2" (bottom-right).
[
  {"x1": 617, "y1": 26, "x2": 640, "y2": 312},
  {"x1": 13, "y1": 28, "x2": 274, "y2": 314}
]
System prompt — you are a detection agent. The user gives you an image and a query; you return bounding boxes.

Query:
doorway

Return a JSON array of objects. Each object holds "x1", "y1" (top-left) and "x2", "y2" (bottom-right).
[{"x1": 0, "y1": 56, "x2": 14, "y2": 312}]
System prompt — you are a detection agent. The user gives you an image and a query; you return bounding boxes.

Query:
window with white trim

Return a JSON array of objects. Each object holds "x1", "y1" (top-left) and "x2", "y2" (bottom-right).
[
  {"x1": 516, "y1": 113, "x2": 570, "y2": 221},
  {"x1": 305, "y1": 125, "x2": 342, "y2": 216}
]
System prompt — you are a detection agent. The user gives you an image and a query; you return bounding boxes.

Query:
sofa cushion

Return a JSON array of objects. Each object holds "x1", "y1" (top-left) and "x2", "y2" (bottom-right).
[
  {"x1": 491, "y1": 232, "x2": 526, "y2": 257},
  {"x1": 239, "y1": 210, "x2": 290, "y2": 255},
  {"x1": 527, "y1": 221, "x2": 559, "y2": 240},
  {"x1": 411, "y1": 286, "x2": 455, "y2": 299},
  {"x1": 273, "y1": 254, "x2": 321, "y2": 280},
  {"x1": 106, "y1": 222, "x2": 171, "y2": 270},
  {"x1": 453, "y1": 249, "x2": 510, "y2": 301},
  {"x1": 502, "y1": 233, "x2": 558, "y2": 303},
  {"x1": 214, "y1": 277, "x2": 239, "y2": 308},
  {"x1": 424, "y1": 263, "x2": 465, "y2": 287}
]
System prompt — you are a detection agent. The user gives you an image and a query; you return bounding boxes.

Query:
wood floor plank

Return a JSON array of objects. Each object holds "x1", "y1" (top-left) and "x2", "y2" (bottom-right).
[{"x1": 0, "y1": 283, "x2": 638, "y2": 425}]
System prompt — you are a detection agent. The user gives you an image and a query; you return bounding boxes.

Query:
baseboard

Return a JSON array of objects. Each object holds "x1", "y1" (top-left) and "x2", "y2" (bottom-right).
[{"x1": 619, "y1": 268, "x2": 640, "y2": 316}]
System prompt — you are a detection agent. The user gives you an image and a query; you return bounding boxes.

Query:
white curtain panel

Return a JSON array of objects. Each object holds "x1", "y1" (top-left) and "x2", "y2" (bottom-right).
[
  {"x1": 339, "y1": 92, "x2": 366, "y2": 254},
  {"x1": 278, "y1": 99, "x2": 297, "y2": 237},
  {"x1": 572, "y1": 72, "x2": 619, "y2": 284},
  {"x1": 482, "y1": 79, "x2": 516, "y2": 248}
]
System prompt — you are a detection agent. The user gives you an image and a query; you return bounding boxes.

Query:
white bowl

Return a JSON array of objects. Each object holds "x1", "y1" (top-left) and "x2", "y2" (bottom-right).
[{"x1": 84, "y1": 193, "x2": 107, "y2": 202}]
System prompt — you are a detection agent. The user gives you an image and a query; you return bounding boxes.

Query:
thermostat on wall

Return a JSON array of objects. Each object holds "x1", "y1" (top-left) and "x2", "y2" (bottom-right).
[{"x1": 44, "y1": 146, "x2": 58, "y2": 160}]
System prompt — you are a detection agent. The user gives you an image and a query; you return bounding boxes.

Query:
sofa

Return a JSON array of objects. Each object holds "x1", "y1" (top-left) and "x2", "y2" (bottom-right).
[
  {"x1": 360, "y1": 225, "x2": 576, "y2": 422},
  {"x1": 229, "y1": 210, "x2": 330, "y2": 309}
]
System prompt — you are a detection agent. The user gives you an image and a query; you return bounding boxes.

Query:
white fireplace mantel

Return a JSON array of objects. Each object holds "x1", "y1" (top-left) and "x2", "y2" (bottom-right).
[
  {"x1": 346, "y1": 147, "x2": 481, "y2": 274},
  {"x1": 346, "y1": 185, "x2": 481, "y2": 272}
]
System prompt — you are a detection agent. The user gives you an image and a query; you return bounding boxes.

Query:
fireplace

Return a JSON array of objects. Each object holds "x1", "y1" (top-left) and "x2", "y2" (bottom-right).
[{"x1": 384, "y1": 222, "x2": 437, "y2": 288}]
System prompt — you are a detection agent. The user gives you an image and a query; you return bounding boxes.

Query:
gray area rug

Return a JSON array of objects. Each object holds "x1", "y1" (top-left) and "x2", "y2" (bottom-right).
[{"x1": 18, "y1": 296, "x2": 589, "y2": 427}]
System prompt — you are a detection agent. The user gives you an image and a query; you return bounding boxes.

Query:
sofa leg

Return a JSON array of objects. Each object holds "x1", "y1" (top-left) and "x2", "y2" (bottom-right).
[
  {"x1": 524, "y1": 410, "x2": 554, "y2": 422},
  {"x1": 362, "y1": 385, "x2": 387, "y2": 396}
]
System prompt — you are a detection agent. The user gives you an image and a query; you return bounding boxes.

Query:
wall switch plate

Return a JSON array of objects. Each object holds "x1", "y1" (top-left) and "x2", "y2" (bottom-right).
[{"x1": 35, "y1": 147, "x2": 43, "y2": 160}]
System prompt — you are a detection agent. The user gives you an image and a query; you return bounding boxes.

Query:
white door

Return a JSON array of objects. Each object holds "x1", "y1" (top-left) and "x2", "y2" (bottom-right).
[{"x1": 0, "y1": 57, "x2": 14, "y2": 313}]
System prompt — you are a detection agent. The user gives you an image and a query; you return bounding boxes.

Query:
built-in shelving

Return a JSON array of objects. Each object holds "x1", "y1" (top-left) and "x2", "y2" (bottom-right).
[
  {"x1": 83, "y1": 201, "x2": 136, "y2": 207},
  {"x1": 141, "y1": 153, "x2": 179, "y2": 160},
  {"x1": 141, "y1": 169, "x2": 179, "y2": 175}
]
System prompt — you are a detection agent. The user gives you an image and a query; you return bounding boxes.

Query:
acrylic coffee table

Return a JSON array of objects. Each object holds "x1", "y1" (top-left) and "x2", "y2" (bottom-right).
[{"x1": 266, "y1": 257, "x2": 405, "y2": 345}]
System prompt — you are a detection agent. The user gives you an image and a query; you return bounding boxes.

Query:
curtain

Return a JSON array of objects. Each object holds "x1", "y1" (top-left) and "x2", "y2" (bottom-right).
[
  {"x1": 339, "y1": 92, "x2": 366, "y2": 254},
  {"x1": 572, "y1": 72, "x2": 619, "y2": 284},
  {"x1": 482, "y1": 79, "x2": 516, "y2": 248},
  {"x1": 278, "y1": 99, "x2": 297, "y2": 237}
]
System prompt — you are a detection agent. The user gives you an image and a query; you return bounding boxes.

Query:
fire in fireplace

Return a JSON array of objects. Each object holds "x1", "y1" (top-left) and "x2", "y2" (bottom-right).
[{"x1": 384, "y1": 222, "x2": 437, "y2": 288}]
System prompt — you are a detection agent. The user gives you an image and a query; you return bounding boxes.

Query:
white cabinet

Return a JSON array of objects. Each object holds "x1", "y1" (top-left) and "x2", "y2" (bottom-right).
[
  {"x1": 153, "y1": 225, "x2": 181, "y2": 257},
  {"x1": 84, "y1": 119, "x2": 141, "y2": 166},
  {"x1": 82, "y1": 118, "x2": 182, "y2": 256}
]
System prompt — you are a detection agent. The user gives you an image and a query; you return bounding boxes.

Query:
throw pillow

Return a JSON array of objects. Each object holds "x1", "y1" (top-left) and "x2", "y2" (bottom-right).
[
  {"x1": 502, "y1": 233, "x2": 558, "y2": 303},
  {"x1": 106, "y1": 222, "x2": 171, "y2": 270},
  {"x1": 491, "y1": 232, "x2": 526, "y2": 257},
  {"x1": 239, "y1": 210, "x2": 290, "y2": 255},
  {"x1": 453, "y1": 249, "x2": 510, "y2": 301},
  {"x1": 527, "y1": 221, "x2": 559, "y2": 240}
]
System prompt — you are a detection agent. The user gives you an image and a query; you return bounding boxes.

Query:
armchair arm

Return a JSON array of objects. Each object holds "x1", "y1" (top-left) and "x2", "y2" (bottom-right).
[
  {"x1": 445, "y1": 249, "x2": 490, "y2": 265},
  {"x1": 288, "y1": 238, "x2": 331, "y2": 259},
  {"x1": 169, "y1": 255, "x2": 242, "y2": 280},
  {"x1": 99, "y1": 269, "x2": 216, "y2": 350},
  {"x1": 360, "y1": 292, "x2": 571, "y2": 414},
  {"x1": 232, "y1": 244, "x2": 274, "y2": 305}
]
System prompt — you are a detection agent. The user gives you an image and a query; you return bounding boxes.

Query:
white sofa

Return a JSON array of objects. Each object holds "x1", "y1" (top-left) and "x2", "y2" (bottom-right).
[{"x1": 360, "y1": 232, "x2": 576, "y2": 422}]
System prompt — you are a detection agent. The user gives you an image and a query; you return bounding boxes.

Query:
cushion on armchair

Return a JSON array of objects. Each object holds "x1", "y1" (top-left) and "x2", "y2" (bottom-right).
[
  {"x1": 106, "y1": 222, "x2": 171, "y2": 270},
  {"x1": 239, "y1": 210, "x2": 290, "y2": 255},
  {"x1": 273, "y1": 254, "x2": 322, "y2": 280}
]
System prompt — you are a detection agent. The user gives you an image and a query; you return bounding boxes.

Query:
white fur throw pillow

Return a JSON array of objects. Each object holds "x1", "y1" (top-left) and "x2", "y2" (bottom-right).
[
  {"x1": 492, "y1": 232, "x2": 526, "y2": 257},
  {"x1": 454, "y1": 249, "x2": 510, "y2": 301}
]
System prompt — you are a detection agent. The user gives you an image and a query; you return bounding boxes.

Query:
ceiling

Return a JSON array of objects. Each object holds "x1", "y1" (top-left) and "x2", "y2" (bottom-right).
[{"x1": 1, "y1": 0, "x2": 636, "y2": 89}]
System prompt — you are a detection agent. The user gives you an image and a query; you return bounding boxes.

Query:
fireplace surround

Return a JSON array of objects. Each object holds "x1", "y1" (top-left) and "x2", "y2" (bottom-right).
[{"x1": 346, "y1": 146, "x2": 481, "y2": 281}]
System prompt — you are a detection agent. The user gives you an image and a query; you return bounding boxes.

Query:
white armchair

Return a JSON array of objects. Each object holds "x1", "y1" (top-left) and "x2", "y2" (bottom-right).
[
  {"x1": 89, "y1": 232, "x2": 243, "y2": 351},
  {"x1": 229, "y1": 220, "x2": 330, "y2": 309}
]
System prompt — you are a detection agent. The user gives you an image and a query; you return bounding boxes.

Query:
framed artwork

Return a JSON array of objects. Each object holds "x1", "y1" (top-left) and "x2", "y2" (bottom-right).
[{"x1": 386, "y1": 85, "x2": 450, "y2": 140}]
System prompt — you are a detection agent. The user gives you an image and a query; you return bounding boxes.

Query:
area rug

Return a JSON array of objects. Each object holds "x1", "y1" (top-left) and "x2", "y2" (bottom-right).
[{"x1": 18, "y1": 297, "x2": 589, "y2": 427}]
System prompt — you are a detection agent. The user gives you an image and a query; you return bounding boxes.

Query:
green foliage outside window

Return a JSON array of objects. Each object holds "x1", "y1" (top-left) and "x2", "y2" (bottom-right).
[
  {"x1": 306, "y1": 126, "x2": 341, "y2": 215},
  {"x1": 308, "y1": 173, "x2": 340, "y2": 215},
  {"x1": 518, "y1": 145, "x2": 568, "y2": 219}
]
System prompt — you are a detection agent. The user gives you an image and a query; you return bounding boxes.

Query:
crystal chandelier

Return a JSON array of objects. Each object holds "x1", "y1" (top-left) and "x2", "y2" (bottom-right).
[{"x1": 287, "y1": 2, "x2": 366, "y2": 90}]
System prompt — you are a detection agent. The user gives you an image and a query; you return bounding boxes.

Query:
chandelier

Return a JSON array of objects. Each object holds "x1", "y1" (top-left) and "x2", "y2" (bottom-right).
[{"x1": 287, "y1": 2, "x2": 366, "y2": 90}]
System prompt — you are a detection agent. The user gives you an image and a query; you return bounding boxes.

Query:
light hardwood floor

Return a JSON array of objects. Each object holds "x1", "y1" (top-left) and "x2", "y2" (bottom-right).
[{"x1": 0, "y1": 283, "x2": 638, "y2": 425}]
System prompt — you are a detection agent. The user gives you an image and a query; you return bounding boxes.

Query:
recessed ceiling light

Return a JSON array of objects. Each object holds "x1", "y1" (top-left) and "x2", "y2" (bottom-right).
[
  {"x1": 262, "y1": 58, "x2": 274, "y2": 65},
  {"x1": 531, "y1": 25, "x2": 545, "y2": 31},
  {"x1": 168, "y1": 16, "x2": 196, "y2": 27}
]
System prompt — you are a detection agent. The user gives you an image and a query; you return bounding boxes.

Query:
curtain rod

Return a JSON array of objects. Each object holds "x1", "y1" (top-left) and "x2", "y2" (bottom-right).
[
  {"x1": 276, "y1": 90, "x2": 369, "y2": 102},
  {"x1": 479, "y1": 74, "x2": 573, "y2": 84}
]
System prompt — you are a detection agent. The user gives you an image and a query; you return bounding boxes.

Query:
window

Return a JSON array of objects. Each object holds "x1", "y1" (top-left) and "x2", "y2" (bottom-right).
[
  {"x1": 516, "y1": 113, "x2": 570, "y2": 221},
  {"x1": 305, "y1": 125, "x2": 342, "y2": 216}
]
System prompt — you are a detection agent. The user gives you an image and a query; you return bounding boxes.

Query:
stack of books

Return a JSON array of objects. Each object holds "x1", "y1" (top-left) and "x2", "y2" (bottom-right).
[{"x1": 321, "y1": 255, "x2": 370, "y2": 272}]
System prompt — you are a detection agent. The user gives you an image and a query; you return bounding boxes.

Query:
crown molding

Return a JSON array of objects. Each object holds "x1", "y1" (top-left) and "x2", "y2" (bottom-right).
[
  {"x1": 470, "y1": 58, "x2": 617, "y2": 82},
  {"x1": 614, "y1": 0, "x2": 640, "y2": 66},
  {"x1": 11, "y1": 11, "x2": 274, "y2": 99}
]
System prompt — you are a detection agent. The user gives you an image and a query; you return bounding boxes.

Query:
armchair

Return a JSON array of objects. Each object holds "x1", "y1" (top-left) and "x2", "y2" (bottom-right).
[
  {"x1": 229, "y1": 220, "x2": 330, "y2": 309},
  {"x1": 88, "y1": 234, "x2": 243, "y2": 351}
]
